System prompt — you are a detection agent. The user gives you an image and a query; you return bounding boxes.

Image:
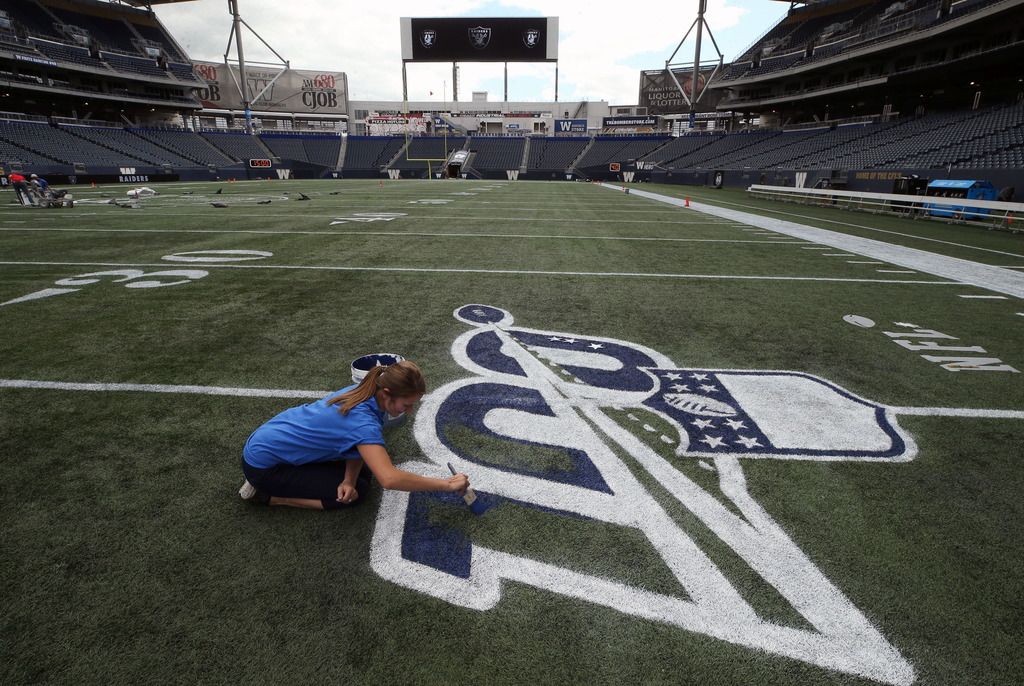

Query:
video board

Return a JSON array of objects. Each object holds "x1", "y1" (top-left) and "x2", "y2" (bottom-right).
[{"x1": 401, "y1": 17, "x2": 558, "y2": 62}]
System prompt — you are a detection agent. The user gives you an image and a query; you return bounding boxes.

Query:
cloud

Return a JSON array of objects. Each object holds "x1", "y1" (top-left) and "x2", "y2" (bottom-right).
[{"x1": 156, "y1": 0, "x2": 763, "y2": 104}]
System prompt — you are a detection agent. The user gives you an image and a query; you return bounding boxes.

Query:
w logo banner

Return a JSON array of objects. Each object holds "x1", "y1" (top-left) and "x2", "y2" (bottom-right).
[
  {"x1": 387, "y1": 169, "x2": 401, "y2": 180},
  {"x1": 371, "y1": 305, "x2": 916, "y2": 686},
  {"x1": 622, "y1": 171, "x2": 635, "y2": 183},
  {"x1": 505, "y1": 170, "x2": 519, "y2": 181}
]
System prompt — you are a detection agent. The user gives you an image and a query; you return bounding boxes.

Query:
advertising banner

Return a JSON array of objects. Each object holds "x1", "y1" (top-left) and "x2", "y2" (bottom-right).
[
  {"x1": 401, "y1": 17, "x2": 558, "y2": 62},
  {"x1": 367, "y1": 116, "x2": 427, "y2": 135},
  {"x1": 554, "y1": 119, "x2": 587, "y2": 133},
  {"x1": 603, "y1": 116, "x2": 658, "y2": 127},
  {"x1": 638, "y1": 68, "x2": 723, "y2": 115},
  {"x1": 192, "y1": 61, "x2": 348, "y2": 116}
]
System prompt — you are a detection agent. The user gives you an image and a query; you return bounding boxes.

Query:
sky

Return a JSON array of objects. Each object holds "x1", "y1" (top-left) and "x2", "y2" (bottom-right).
[{"x1": 154, "y1": 0, "x2": 790, "y2": 105}]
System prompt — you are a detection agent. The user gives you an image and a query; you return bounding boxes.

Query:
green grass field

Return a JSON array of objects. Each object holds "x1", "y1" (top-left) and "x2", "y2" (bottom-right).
[{"x1": 2, "y1": 179, "x2": 1022, "y2": 685}]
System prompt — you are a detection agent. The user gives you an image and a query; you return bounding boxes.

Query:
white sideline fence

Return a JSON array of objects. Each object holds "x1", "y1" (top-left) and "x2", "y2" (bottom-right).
[{"x1": 747, "y1": 185, "x2": 1024, "y2": 230}]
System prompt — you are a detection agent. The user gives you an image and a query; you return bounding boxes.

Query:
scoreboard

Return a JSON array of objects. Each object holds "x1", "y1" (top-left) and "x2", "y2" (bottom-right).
[{"x1": 401, "y1": 17, "x2": 558, "y2": 62}]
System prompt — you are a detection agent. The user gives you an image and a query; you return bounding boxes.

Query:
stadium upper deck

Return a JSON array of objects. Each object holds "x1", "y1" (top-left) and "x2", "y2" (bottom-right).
[
  {"x1": 0, "y1": 0, "x2": 200, "y2": 119},
  {"x1": 710, "y1": 0, "x2": 1024, "y2": 123}
]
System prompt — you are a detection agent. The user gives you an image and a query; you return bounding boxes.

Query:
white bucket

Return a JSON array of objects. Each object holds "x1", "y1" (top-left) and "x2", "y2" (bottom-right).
[
  {"x1": 350, "y1": 353, "x2": 406, "y2": 384},
  {"x1": 350, "y1": 353, "x2": 408, "y2": 427}
]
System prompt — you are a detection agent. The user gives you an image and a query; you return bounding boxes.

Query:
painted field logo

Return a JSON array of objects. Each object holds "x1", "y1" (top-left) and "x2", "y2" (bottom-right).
[{"x1": 372, "y1": 305, "x2": 916, "y2": 686}]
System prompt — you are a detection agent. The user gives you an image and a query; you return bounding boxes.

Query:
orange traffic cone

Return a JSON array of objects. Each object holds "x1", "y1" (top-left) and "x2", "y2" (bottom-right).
[{"x1": 684, "y1": 197, "x2": 690, "y2": 208}]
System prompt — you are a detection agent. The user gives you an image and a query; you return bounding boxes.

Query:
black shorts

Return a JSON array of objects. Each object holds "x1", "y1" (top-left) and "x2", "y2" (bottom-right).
[{"x1": 241, "y1": 457, "x2": 372, "y2": 510}]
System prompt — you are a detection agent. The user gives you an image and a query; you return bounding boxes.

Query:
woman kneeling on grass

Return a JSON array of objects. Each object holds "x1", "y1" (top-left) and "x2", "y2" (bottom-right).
[{"x1": 239, "y1": 360, "x2": 468, "y2": 510}]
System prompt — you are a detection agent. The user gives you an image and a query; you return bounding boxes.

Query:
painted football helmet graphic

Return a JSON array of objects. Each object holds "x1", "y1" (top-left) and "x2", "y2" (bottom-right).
[{"x1": 371, "y1": 304, "x2": 916, "y2": 686}]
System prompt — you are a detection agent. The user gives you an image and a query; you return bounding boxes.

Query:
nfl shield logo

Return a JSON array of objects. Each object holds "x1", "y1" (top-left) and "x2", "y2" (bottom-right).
[
  {"x1": 523, "y1": 29, "x2": 540, "y2": 48},
  {"x1": 420, "y1": 30, "x2": 436, "y2": 48},
  {"x1": 468, "y1": 26, "x2": 491, "y2": 49}
]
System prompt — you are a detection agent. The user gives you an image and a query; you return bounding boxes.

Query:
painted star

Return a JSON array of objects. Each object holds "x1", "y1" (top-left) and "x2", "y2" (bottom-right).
[
  {"x1": 588, "y1": 343, "x2": 604, "y2": 349},
  {"x1": 548, "y1": 336, "x2": 562, "y2": 341},
  {"x1": 663, "y1": 372, "x2": 683, "y2": 380},
  {"x1": 690, "y1": 373, "x2": 709, "y2": 381},
  {"x1": 699, "y1": 435, "x2": 726, "y2": 449},
  {"x1": 725, "y1": 419, "x2": 747, "y2": 430},
  {"x1": 670, "y1": 384, "x2": 690, "y2": 392},
  {"x1": 692, "y1": 419, "x2": 715, "y2": 429},
  {"x1": 735, "y1": 436, "x2": 763, "y2": 449},
  {"x1": 562, "y1": 338, "x2": 578, "y2": 344},
  {"x1": 699, "y1": 384, "x2": 718, "y2": 393}
]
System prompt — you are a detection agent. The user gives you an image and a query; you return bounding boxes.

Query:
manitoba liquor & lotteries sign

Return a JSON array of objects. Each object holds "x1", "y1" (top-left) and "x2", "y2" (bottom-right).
[{"x1": 638, "y1": 68, "x2": 724, "y2": 116}]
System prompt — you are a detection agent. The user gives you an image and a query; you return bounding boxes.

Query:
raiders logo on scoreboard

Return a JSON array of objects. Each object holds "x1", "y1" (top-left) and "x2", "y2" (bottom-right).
[
  {"x1": 468, "y1": 26, "x2": 491, "y2": 49},
  {"x1": 420, "y1": 30, "x2": 436, "y2": 48},
  {"x1": 523, "y1": 29, "x2": 540, "y2": 48}
]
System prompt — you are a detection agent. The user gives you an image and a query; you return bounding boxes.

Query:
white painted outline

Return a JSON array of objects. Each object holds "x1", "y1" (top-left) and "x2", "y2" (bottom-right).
[{"x1": 373, "y1": 313, "x2": 928, "y2": 685}]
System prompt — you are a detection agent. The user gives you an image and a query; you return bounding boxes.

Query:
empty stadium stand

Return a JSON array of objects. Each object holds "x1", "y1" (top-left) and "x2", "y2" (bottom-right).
[
  {"x1": 527, "y1": 137, "x2": 589, "y2": 174},
  {"x1": 341, "y1": 137, "x2": 407, "y2": 177},
  {"x1": 129, "y1": 128, "x2": 237, "y2": 166},
  {"x1": 574, "y1": 136, "x2": 672, "y2": 170},
  {"x1": 466, "y1": 137, "x2": 525, "y2": 172},
  {"x1": 202, "y1": 131, "x2": 272, "y2": 163},
  {"x1": 0, "y1": 119, "x2": 147, "y2": 167}
]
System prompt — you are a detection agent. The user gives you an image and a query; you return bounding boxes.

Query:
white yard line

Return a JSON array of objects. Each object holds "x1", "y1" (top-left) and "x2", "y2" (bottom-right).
[
  {"x1": 10, "y1": 213, "x2": 744, "y2": 225},
  {"x1": 0, "y1": 378, "x2": 322, "y2": 398},
  {"x1": 0, "y1": 259, "x2": 959, "y2": 285},
  {"x1": 0, "y1": 227, "x2": 808, "y2": 245},
  {"x1": 958, "y1": 294, "x2": 1008, "y2": 299},
  {"x1": 891, "y1": 406, "x2": 1024, "y2": 419},
  {"x1": 604, "y1": 184, "x2": 1024, "y2": 299},
  {"x1": 5, "y1": 378, "x2": 1021, "y2": 420}
]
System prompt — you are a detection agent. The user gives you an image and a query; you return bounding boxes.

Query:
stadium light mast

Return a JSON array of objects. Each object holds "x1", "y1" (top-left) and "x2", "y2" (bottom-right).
[
  {"x1": 224, "y1": 0, "x2": 289, "y2": 133},
  {"x1": 665, "y1": 0, "x2": 724, "y2": 127}
]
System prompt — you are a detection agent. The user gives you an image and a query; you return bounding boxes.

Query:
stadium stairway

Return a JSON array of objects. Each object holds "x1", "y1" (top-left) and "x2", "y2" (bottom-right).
[
  {"x1": 519, "y1": 137, "x2": 530, "y2": 175},
  {"x1": 335, "y1": 135, "x2": 348, "y2": 171},
  {"x1": 568, "y1": 138, "x2": 597, "y2": 178}
]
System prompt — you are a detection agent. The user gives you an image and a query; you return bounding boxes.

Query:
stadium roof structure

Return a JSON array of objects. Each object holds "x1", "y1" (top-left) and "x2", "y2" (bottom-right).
[{"x1": 113, "y1": 0, "x2": 197, "y2": 6}]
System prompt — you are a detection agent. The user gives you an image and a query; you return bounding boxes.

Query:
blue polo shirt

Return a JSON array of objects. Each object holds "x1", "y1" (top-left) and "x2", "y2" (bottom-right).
[{"x1": 243, "y1": 386, "x2": 387, "y2": 468}]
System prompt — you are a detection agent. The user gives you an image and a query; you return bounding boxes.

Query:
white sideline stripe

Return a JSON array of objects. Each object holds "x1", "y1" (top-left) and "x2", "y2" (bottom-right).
[
  {"x1": 823, "y1": 253, "x2": 856, "y2": 257},
  {"x1": 670, "y1": 190, "x2": 1024, "y2": 260},
  {"x1": 958, "y1": 294, "x2": 1008, "y2": 299},
  {"x1": 877, "y1": 269, "x2": 917, "y2": 274},
  {"x1": 604, "y1": 184, "x2": 1024, "y2": 299},
  {"x1": 5, "y1": 379, "x2": 1021, "y2": 420},
  {"x1": 0, "y1": 260, "x2": 960, "y2": 285},
  {"x1": 848, "y1": 261, "x2": 884, "y2": 264},
  {"x1": 0, "y1": 379, "x2": 323, "y2": 398},
  {"x1": 0, "y1": 227, "x2": 814, "y2": 245}
]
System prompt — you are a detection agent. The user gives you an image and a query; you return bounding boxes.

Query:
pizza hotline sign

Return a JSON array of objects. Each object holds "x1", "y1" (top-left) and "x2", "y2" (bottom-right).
[{"x1": 192, "y1": 61, "x2": 348, "y2": 115}]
